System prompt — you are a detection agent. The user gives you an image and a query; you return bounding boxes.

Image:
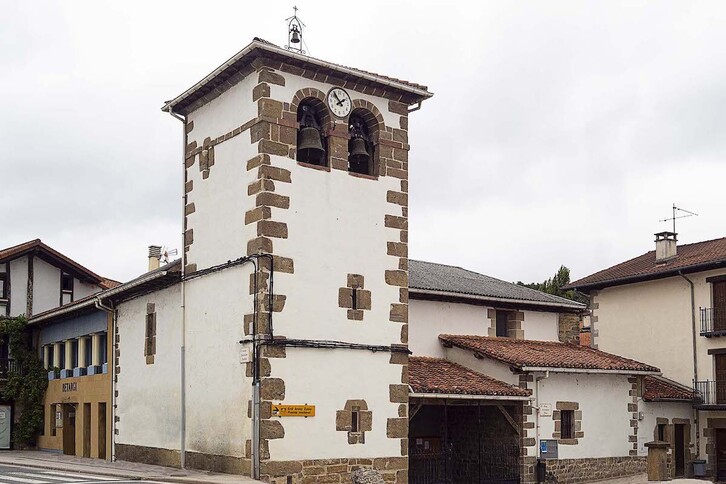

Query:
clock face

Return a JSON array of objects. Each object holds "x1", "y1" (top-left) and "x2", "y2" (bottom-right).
[{"x1": 327, "y1": 88, "x2": 352, "y2": 118}]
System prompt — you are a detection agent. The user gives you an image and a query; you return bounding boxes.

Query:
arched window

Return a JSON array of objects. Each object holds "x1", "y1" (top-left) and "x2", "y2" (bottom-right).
[
  {"x1": 296, "y1": 101, "x2": 327, "y2": 166},
  {"x1": 348, "y1": 113, "x2": 373, "y2": 175}
]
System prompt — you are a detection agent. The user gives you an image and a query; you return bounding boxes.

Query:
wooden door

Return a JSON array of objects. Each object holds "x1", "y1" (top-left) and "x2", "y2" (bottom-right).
[
  {"x1": 62, "y1": 404, "x2": 76, "y2": 456},
  {"x1": 674, "y1": 424, "x2": 685, "y2": 477},
  {"x1": 715, "y1": 281, "x2": 726, "y2": 331},
  {"x1": 717, "y1": 429, "x2": 726, "y2": 481},
  {"x1": 716, "y1": 355, "x2": 726, "y2": 404}
]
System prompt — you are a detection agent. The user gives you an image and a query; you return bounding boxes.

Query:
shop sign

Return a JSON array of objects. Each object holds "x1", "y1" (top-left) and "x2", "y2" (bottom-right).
[
  {"x1": 271, "y1": 404, "x2": 315, "y2": 417},
  {"x1": 62, "y1": 382, "x2": 77, "y2": 392}
]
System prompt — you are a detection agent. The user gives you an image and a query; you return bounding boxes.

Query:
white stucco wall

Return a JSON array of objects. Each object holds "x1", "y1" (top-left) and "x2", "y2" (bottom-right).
[
  {"x1": 9, "y1": 257, "x2": 28, "y2": 317},
  {"x1": 116, "y1": 284, "x2": 183, "y2": 451},
  {"x1": 594, "y1": 268, "x2": 726, "y2": 386},
  {"x1": 32, "y1": 257, "x2": 61, "y2": 315},
  {"x1": 183, "y1": 266, "x2": 254, "y2": 458},
  {"x1": 536, "y1": 372, "x2": 633, "y2": 459},
  {"x1": 638, "y1": 400, "x2": 693, "y2": 456},
  {"x1": 522, "y1": 311, "x2": 560, "y2": 342},
  {"x1": 74, "y1": 278, "x2": 101, "y2": 300},
  {"x1": 409, "y1": 300, "x2": 487, "y2": 358}
]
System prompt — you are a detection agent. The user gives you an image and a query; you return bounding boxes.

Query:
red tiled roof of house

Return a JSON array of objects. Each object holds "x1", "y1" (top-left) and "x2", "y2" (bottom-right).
[
  {"x1": 409, "y1": 357, "x2": 530, "y2": 397},
  {"x1": 0, "y1": 239, "x2": 106, "y2": 285},
  {"x1": 439, "y1": 335, "x2": 660, "y2": 373},
  {"x1": 642, "y1": 376, "x2": 695, "y2": 402},
  {"x1": 567, "y1": 237, "x2": 726, "y2": 290},
  {"x1": 99, "y1": 278, "x2": 122, "y2": 289}
]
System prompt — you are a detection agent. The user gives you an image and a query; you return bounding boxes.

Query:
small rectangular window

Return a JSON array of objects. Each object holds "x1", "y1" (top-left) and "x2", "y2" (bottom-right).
[
  {"x1": 657, "y1": 423, "x2": 666, "y2": 441},
  {"x1": 496, "y1": 310, "x2": 509, "y2": 337},
  {"x1": 0, "y1": 273, "x2": 7, "y2": 299},
  {"x1": 351, "y1": 406, "x2": 360, "y2": 433},
  {"x1": 561, "y1": 410, "x2": 574, "y2": 439},
  {"x1": 60, "y1": 273, "x2": 73, "y2": 305},
  {"x1": 351, "y1": 289, "x2": 358, "y2": 310},
  {"x1": 144, "y1": 313, "x2": 156, "y2": 360}
]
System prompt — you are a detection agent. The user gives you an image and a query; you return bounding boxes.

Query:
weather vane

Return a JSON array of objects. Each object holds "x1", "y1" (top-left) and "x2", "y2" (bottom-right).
[
  {"x1": 659, "y1": 203, "x2": 698, "y2": 234},
  {"x1": 285, "y1": 6, "x2": 306, "y2": 55}
]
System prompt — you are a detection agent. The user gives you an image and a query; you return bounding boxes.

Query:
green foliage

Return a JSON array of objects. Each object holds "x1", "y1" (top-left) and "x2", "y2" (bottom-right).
[
  {"x1": 0, "y1": 316, "x2": 48, "y2": 447},
  {"x1": 516, "y1": 265, "x2": 589, "y2": 305}
]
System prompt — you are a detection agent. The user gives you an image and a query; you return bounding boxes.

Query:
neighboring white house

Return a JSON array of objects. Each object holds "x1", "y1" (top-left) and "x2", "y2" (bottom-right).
[
  {"x1": 405, "y1": 259, "x2": 694, "y2": 483},
  {"x1": 569, "y1": 232, "x2": 726, "y2": 480}
]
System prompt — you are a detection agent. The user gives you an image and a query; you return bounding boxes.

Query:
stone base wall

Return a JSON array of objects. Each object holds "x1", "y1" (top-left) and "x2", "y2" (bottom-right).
[
  {"x1": 540, "y1": 456, "x2": 646, "y2": 484},
  {"x1": 115, "y1": 443, "x2": 251, "y2": 475},
  {"x1": 261, "y1": 457, "x2": 407, "y2": 484}
]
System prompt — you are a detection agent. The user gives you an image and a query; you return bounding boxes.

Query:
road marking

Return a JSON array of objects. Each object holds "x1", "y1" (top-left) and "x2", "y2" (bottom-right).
[
  {"x1": 7, "y1": 474, "x2": 76, "y2": 482},
  {"x1": 39, "y1": 472, "x2": 118, "y2": 481},
  {"x1": 0, "y1": 476, "x2": 47, "y2": 484}
]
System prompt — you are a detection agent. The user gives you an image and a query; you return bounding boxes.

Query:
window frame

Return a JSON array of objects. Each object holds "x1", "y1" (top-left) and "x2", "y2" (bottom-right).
[{"x1": 561, "y1": 409, "x2": 575, "y2": 440}]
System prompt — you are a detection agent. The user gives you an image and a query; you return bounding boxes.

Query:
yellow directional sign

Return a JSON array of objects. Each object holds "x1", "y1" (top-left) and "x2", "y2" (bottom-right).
[{"x1": 271, "y1": 404, "x2": 316, "y2": 417}]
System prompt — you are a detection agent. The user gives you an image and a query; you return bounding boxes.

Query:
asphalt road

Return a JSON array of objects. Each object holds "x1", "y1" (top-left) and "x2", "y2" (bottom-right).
[{"x1": 0, "y1": 464, "x2": 161, "y2": 484}]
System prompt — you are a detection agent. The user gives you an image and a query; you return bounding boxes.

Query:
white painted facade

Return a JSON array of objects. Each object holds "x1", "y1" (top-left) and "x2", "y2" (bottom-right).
[
  {"x1": 637, "y1": 400, "x2": 694, "y2": 456},
  {"x1": 116, "y1": 284, "x2": 182, "y2": 452},
  {"x1": 408, "y1": 298, "x2": 561, "y2": 358}
]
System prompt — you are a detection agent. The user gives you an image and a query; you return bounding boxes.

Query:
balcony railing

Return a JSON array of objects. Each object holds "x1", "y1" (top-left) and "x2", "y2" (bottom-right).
[
  {"x1": 694, "y1": 380, "x2": 726, "y2": 407},
  {"x1": 0, "y1": 358, "x2": 21, "y2": 380},
  {"x1": 700, "y1": 307, "x2": 726, "y2": 337}
]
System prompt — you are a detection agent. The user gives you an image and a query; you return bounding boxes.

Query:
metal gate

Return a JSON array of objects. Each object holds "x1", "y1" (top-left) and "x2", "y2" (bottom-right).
[{"x1": 410, "y1": 438, "x2": 520, "y2": 484}]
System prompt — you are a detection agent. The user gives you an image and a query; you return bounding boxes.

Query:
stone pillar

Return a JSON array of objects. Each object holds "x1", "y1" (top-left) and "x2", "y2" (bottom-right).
[
  {"x1": 43, "y1": 345, "x2": 49, "y2": 370},
  {"x1": 64, "y1": 340, "x2": 73, "y2": 370},
  {"x1": 53, "y1": 342, "x2": 61, "y2": 368},
  {"x1": 79, "y1": 337, "x2": 87, "y2": 368},
  {"x1": 92, "y1": 333, "x2": 101, "y2": 367},
  {"x1": 645, "y1": 440, "x2": 670, "y2": 481}
]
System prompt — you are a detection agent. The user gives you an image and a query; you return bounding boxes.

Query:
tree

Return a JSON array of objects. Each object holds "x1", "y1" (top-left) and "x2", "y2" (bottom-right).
[{"x1": 516, "y1": 265, "x2": 588, "y2": 304}]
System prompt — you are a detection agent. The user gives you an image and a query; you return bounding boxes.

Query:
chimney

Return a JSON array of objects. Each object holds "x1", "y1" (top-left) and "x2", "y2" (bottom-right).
[
  {"x1": 148, "y1": 245, "x2": 162, "y2": 271},
  {"x1": 654, "y1": 232, "x2": 677, "y2": 263}
]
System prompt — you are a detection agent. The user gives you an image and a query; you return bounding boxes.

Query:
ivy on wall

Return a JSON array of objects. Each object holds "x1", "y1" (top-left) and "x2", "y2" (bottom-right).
[{"x1": 0, "y1": 316, "x2": 48, "y2": 447}]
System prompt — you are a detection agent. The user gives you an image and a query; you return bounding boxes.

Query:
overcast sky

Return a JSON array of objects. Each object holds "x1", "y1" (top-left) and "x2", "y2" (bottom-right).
[{"x1": 2, "y1": 1, "x2": 725, "y2": 284}]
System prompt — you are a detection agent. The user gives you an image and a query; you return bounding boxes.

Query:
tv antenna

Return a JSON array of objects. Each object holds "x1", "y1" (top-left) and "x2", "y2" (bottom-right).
[
  {"x1": 659, "y1": 204, "x2": 698, "y2": 234},
  {"x1": 285, "y1": 6, "x2": 307, "y2": 55},
  {"x1": 160, "y1": 246, "x2": 179, "y2": 264}
]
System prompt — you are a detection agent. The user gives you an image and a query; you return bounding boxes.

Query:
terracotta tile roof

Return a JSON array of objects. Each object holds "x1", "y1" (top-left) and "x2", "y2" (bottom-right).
[
  {"x1": 567, "y1": 237, "x2": 726, "y2": 290},
  {"x1": 439, "y1": 335, "x2": 660, "y2": 373},
  {"x1": 0, "y1": 239, "x2": 106, "y2": 285},
  {"x1": 409, "y1": 357, "x2": 530, "y2": 397},
  {"x1": 642, "y1": 376, "x2": 695, "y2": 402},
  {"x1": 99, "y1": 278, "x2": 122, "y2": 289}
]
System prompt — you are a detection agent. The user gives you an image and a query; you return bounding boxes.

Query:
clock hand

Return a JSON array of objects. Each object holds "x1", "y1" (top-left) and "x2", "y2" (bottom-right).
[{"x1": 334, "y1": 92, "x2": 344, "y2": 105}]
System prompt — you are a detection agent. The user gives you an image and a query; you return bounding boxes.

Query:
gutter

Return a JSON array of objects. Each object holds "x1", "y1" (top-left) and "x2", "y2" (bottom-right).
[
  {"x1": 410, "y1": 288, "x2": 586, "y2": 311},
  {"x1": 678, "y1": 270, "x2": 700, "y2": 460},
  {"x1": 94, "y1": 297, "x2": 116, "y2": 463},
  {"x1": 521, "y1": 367, "x2": 660, "y2": 376},
  {"x1": 162, "y1": 41, "x2": 432, "y2": 113},
  {"x1": 409, "y1": 392, "x2": 530, "y2": 402}
]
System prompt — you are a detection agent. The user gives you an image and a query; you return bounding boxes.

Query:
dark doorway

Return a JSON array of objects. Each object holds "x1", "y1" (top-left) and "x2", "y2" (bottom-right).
[
  {"x1": 717, "y1": 355, "x2": 726, "y2": 404},
  {"x1": 83, "y1": 403, "x2": 91, "y2": 458},
  {"x1": 674, "y1": 424, "x2": 685, "y2": 477},
  {"x1": 62, "y1": 404, "x2": 76, "y2": 456},
  {"x1": 409, "y1": 400, "x2": 521, "y2": 484},
  {"x1": 98, "y1": 402, "x2": 107, "y2": 459},
  {"x1": 717, "y1": 429, "x2": 726, "y2": 481}
]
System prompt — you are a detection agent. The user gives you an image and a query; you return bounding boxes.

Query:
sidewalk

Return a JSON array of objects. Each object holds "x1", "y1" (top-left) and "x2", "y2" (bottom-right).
[
  {"x1": 0, "y1": 450, "x2": 259, "y2": 483},
  {"x1": 592, "y1": 474, "x2": 706, "y2": 484}
]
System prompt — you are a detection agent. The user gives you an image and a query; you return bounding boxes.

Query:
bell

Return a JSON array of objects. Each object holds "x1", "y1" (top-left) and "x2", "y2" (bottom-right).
[
  {"x1": 348, "y1": 138, "x2": 370, "y2": 170},
  {"x1": 297, "y1": 126, "x2": 324, "y2": 163},
  {"x1": 290, "y1": 30, "x2": 301, "y2": 44}
]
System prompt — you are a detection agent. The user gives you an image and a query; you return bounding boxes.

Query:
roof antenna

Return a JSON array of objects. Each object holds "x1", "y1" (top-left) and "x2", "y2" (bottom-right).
[
  {"x1": 659, "y1": 203, "x2": 698, "y2": 234},
  {"x1": 285, "y1": 6, "x2": 306, "y2": 55}
]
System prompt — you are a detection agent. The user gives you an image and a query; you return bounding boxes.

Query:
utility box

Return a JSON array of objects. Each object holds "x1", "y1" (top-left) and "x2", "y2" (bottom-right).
[{"x1": 540, "y1": 439, "x2": 559, "y2": 459}]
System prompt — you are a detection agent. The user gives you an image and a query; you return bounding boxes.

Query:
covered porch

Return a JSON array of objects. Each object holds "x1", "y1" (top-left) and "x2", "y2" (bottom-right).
[{"x1": 408, "y1": 357, "x2": 531, "y2": 484}]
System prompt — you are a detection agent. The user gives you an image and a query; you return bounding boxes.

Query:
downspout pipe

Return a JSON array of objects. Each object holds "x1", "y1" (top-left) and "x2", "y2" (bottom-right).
[
  {"x1": 679, "y1": 270, "x2": 700, "y2": 457},
  {"x1": 168, "y1": 106, "x2": 187, "y2": 469},
  {"x1": 534, "y1": 371, "x2": 550, "y2": 459},
  {"x1": 94, "y1": 297, "x2": 115, "y2": 462}
]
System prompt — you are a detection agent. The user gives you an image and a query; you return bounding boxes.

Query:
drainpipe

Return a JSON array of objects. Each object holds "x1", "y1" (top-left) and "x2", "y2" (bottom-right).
[
  {"x1": 534, "y1": 371, "x2": 550, "y2": 459},
  {"x1": 94, "y1": 297, "x2": 115, "y2": 462},
  {"x1": 168, "y1": 105, "x2": 188, "y2": 469},
  {"x1": 679, "y1": 271, "x2": 700, "y2": 458}
]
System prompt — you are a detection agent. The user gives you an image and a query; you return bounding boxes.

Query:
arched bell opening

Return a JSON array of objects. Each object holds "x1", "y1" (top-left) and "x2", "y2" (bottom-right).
[
  {"x1": 296, "y1": 99, "x2": 327, "y2": 166},
  {"x1": 348, "y1": 111, "x2": 375, "y2": 175}
]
